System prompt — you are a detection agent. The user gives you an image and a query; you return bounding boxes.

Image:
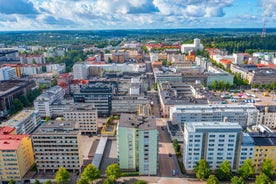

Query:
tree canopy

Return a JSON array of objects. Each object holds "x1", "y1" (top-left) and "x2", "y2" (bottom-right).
[
  {"x1": 231, "y1": 176, "x2": 245, "y2": 184},
  {"x1": 216, "y1": 160, "x2": 232, "y2": 181},
  {"x1": 207, "y1": 175, "x2": 219, "y2": 184},
  {"x1": 255, "y1": 172, "x2": 271, "y2": 184},
  {"x1": 55, "y1": 167, "x2": 71, "y2": 184},
  {"x1": 238, "y1": 159, "x2": 254, "y2": 179},
  {"x1": 193, "y1": 159, "x2": 211, "y2": 180},
  {"x1": 261, "y1": 158, "x2": 275, "y2": 177},
  {"x1": 80, "y1": 164, "x2": 101, "y2": 183},
  {"x1": 105, "y1": 163, "x2": 121, "y2": 182}
]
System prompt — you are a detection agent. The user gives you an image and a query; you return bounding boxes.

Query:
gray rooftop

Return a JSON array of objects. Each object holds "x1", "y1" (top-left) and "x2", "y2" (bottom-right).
[
  {"x1": 32, "y1": 120, "x2": 79, "y2": 135},
  {"x1": 119, "y1": 113, "x2": 156, "y2": 130}
]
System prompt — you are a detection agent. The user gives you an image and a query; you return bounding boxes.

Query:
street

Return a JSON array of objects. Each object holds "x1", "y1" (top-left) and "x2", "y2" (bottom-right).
[{"x1": 156, "y1": 118, "x2": 182, "y2": 177}]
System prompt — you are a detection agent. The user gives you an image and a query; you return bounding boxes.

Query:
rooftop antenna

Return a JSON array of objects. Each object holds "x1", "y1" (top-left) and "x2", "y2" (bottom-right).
[{"x1": 261, "y1": 14, "x2": 267, "y2": 38}]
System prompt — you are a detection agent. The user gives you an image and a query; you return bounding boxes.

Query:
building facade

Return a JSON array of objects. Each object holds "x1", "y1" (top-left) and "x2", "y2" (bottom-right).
[
  {"x1": 73, "y1": 62, "x2": 87, "y2": 80},
  {"x1": 74, "y1": 82, "x2": 114, "y2": 117},
  {"x1": 3, "y1": 110, "x2": 41, "y2": 134},
  {"x1": 117, "y1": 114, "x2": 158, "y2": 175},
  {"x1": 170, "y1": 104, "x2": 258, "y2": 127},
  {"x1": 183, "y1": 122, "x2": 243, "y2": 172},
  {"x1": 34, "y1": 85, "x2": 65, "y2": 117},
  {"x1": 63, "y1": 103, "x2": 98, "y2": 134},
  {"x1": 32, "y1": 121, "x2": 82, "y2": 173}
]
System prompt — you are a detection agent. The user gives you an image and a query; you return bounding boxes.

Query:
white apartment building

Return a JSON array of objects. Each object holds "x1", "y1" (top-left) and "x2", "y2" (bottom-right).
[
  {"x1": 34, "y1": 86, "x2": 65, "y2": 117},
  {"x1": 2, "y1": 110, "x2": 41, "y2": 134},
  {"x1": 183, "y1": 122, "x2": 243, "y2": 172},
  {"x1": 32, "y1": 121, "x2": 82, "y2": 173},
  {"x1": 63, "y1": 103, "x2": 98, "y2": 134},
  {"x1": 170, "y1": 104, "x2": 258, "y2": 127},
  {"x1": 20, "y1": 65, "x2": 42, "y2": 76},
  {"x1": 0, "y1": 66, "x2": 17, "y2": 80},
  {"x1": 117, "y1": 114, "x2": 158, "y2": 175},
  {"x1": 181, "y1": 38, "x2": 204, "y2": 53},
  {"x1": 73, "y1": 62, "x2": 87, "y2": 80}
]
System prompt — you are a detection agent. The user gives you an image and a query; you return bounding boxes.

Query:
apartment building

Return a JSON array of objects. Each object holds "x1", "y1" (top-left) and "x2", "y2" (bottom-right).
[
  {"x1": 170, "y1": 104, "x2": 258, "y2": 127},
  {"x1": 0, "y1": 127, "x2": 34, "y2": 182},
  {"x1": 117, "y1": 114, "x2": 158, "y2": 175},
  {"x1": 34, "y1": 85, "x2": 65, "y2": 117},
  {"x1": 256, "y1": 105, "x2": 276, "y2": 128},
  {"x1": 73, "y1": 62, "x2": 87, "y2": 80},
  {"x1": 2, "y1": 110, "x2": 41, "y2": 134},
  {"x1": 32, "y1": 121, "x2": 82, "y2": 173},
  {"x1": 0, "y1": 66, "x2": 17, "y2": 80},
  {"x1": 183, "y1": 122, "x2": 243, "y2": 172},
  {"x1": 63, "y1": 103, "x2": 98, "y2": 134},
  {"x1": 112, "y1": 96, "x2": 150, "y2": 114}
]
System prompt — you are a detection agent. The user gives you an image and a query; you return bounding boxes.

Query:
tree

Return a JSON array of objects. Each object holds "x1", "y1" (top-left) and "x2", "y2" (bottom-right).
[
  {"x1": 80, "y1": 164, "x2": 101, "y2": 183},
  {"x1": 135, "y1": 180, "x2": 147, "y2": 184},
  {"x1": 207, "y1": 175, "x2": 219, "y2": 184},
  {"x1": 43, "y1": 181, "x2": 52, "y2": 184},
  {"x1": 77, "y1": 178, "x2": 89, "y2": 184},
  {"x1": 103, "y1": 179, "x2": 113, "y2": 184},
  {"x1": 105, "y1": 163, "x2": 121, "y2": 182},
  {"x1": 193, "y1": 159, "x2": 211, "y2": 180},
  {"x1": 8, "y1": 180, "x2": 16, "y2": 184},
  {"x1": 216, "y1": 160, "x2": 232, "y2": 181},
  {"x1": 153, "y1": 83, "x2": 158, "y2": 91},
  {"x1": 55, "y1": 167, "x2": 71, "y2": 184},
  {"x1": 34, "y1": 179, "x2": 40, "y2": 184},
  {"x1": 231, "y1": 176, "x2": 245, "y2": 184},
  {"x1": 255, "y1": 172, "x2": 271, "y2": 184},
  {"x1": 261, "y1": 158, "x2": 275, "y2": 177},
  {"x1": 238, "y1": 159, "x2": 254, "y2": 179},
  {"x1": 18, "y1": 95, "x2": 29, "y2": 107}
]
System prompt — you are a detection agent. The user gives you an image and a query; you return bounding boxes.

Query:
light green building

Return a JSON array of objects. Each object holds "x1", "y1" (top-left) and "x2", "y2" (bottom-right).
[{"x1": 117, "y1": 114, "x2": 159, "y2": 175}]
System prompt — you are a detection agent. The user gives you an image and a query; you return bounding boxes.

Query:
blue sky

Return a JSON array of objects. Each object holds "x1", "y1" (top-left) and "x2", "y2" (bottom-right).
[{"x1": 0, "y1": 0, "x2": 275, "y2": 30}]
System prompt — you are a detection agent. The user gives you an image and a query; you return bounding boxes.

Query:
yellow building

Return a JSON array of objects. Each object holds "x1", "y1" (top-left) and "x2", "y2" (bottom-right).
[
  {"x1": 0, "y1": 126, "x2": 34, "y2": 181},
  {"x1": 251, "y1": 133, "x2": 276, "y2": 173}
]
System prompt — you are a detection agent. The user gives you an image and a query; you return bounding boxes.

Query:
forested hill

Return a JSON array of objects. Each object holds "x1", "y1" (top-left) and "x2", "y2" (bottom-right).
[{"x1": 203, "y1": 35, "x2": 276, "y2": 54}]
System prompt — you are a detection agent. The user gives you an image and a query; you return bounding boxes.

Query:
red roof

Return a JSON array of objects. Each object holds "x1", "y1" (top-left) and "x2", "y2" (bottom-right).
[
  {"x1": 220, "y1": 59, "x2": 232, "y2": 65},
  {"x1": 0, "y1": 126, "x2": 15, "y2": 135},
  {"x1": 0, "y1": 134, "x2": 30, "y2": 150},
  {"x1": 70, "y1": 80, "x2": 89, "y2": 85}
]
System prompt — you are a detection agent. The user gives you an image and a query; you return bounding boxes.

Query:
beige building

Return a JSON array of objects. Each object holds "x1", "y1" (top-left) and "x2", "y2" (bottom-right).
[
  {"x1": 63, "y1": 103, "x2": 98, "y2": 134},
  {"x1": 32, "y1": 121, "x2": 83, "y2": 173}
]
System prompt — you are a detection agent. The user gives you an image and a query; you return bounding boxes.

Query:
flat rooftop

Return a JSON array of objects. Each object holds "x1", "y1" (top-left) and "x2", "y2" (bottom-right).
[
  {"x1": 119, "y1": 113, "x2": 156, "y2": 130},
  {"x1": 4, "y1": 110, "x2": 36, "y2": 127},
  {"x1": 186, "y1": 122, "x2": 242, "y2": 133},
  {"x1": 32, "y1": 120, "x2": 78, "y2": 135}
]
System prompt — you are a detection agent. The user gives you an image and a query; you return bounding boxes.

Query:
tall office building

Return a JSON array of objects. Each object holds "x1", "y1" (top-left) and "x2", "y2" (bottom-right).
[
  {"x1": 32, "y1": 121, "x2": 82, "y2": 173},
  {"x1": 170, "y1": 104, "x2": 258, "y2": 127},
  {"x1": 117, "y1": 114, "x2": 158, "y2": 175},
  {"x1": 183, "y1": 122, "x2": 243, "y2": 172},
  {"x1": 63, "y1": 103, "x2": 98, "y2": 134},
  {"x1": 0, "y1": 127, "x2": 34, "y2": 182},
  {"x1": 74, "y1": 82, "x2": 114, "y2": 117}
]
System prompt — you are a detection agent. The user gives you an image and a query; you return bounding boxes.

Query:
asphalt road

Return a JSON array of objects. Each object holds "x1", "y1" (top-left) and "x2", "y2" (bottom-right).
[{"x1": 156, "y1": 118, "x2": 182, "y2": 177}]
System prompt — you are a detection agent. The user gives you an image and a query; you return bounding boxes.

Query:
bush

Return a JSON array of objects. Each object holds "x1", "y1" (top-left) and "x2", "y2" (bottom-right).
[{"x1": 121, "y1": 172, "x2": 139, "y2": 177}]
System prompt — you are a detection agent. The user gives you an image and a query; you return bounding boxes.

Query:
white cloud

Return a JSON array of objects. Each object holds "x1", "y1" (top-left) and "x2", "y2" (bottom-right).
[{"x1": 0, "y1": 0, "x2": 271, "y2": 30}]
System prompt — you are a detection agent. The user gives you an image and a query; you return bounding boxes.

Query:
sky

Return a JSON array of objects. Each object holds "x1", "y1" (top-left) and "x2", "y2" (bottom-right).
[{"x1": 0, "y1": 0, "x2": 275, "y2": 30}]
